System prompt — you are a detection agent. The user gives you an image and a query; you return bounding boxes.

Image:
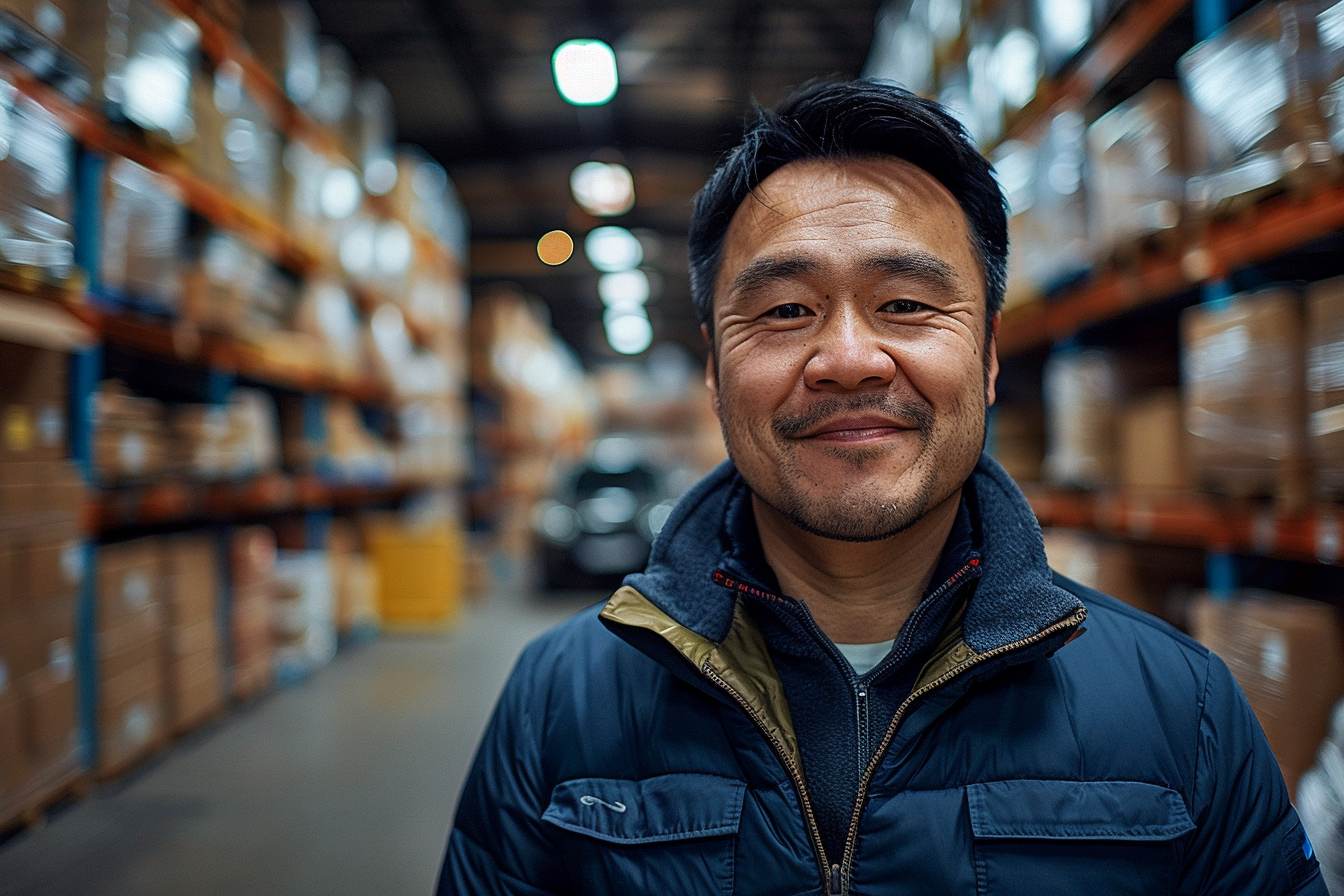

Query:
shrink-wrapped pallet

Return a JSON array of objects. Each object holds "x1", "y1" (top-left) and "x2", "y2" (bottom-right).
[
  {"x1": 1086, "y1": 82, "x2": 1197, "y2": 258},
  {"x1": 1180, "y1": 288, "x2": 1309, "y2": 503},
  {"x1": 1179, "y1": 0, "x2": 1344, "y2": 215}
]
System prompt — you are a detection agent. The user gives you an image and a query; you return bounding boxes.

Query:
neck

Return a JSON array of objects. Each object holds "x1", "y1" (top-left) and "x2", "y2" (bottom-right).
[{"x1": 753, "y1": 489, "x2": 962, "y2": 645}]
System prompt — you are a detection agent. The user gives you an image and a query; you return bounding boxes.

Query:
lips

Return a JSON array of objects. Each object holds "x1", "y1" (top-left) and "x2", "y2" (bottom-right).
[{"x1": 801, "y1": 415, "x2": 916, "y2": 441}]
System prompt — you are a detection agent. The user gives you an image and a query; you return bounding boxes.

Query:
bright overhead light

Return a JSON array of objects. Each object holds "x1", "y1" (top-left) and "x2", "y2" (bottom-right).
[
  {"x1": 585, "y1": 226, "x2": 642, "y2": 272},
  {"x1": 320, "y1": 167, "x2": 362, "y2": 219},
  {"x1": 571, "y1": 161, "x2": 634, "y2": 216},
  {"x1": 364, "y1": 156, "x2": 398, "y2": 195},
  {"x1": 553, "y1": 39, "x2": 618, "y2": 106},
  {"x1": 598, "y1": 269, "x2": 649, "y2": 310},
  {"x1": 605, "y1": 309, "x2": 653, "y2": 355},
  {"x1": 374, "y1": 221, "x2": 413, "y2": 277}
]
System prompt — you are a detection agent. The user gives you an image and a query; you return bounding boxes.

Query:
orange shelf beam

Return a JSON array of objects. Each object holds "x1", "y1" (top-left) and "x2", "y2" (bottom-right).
[
  {"x1": 1024, "y1": 485, "x2": 1344, "y2": 565},
  {"x1": 77, "y1": 306, "x2": 393, "y2": 405},
  {"x1": 91, "y1": 472, "x2": 409, "y2": 532},
  {"x1": 998, "y1": 179, "x2": 1344, "y2": 356}
]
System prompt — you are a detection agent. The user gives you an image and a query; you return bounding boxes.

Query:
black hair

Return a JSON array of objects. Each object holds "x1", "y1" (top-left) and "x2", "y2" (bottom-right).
[{"x1": 687, "y1": 79, "x2": 1008, "y2": 333}]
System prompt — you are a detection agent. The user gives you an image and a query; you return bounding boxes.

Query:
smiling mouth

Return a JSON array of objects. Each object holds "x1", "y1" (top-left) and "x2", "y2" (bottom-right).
[
  {"x1": 805, "y1": 416, "x2": 916, "y2": 442},
  {"x1": 773, "y1": 397, "x2": 936, "y2": 443}
]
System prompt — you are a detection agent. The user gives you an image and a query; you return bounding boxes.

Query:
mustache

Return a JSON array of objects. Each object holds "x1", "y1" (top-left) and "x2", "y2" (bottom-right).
[{"x1": 773, "y1": 394, "x2": 935, "y2": 439}]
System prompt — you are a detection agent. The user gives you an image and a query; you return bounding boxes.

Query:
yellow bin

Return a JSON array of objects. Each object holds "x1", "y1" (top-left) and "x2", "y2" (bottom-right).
[{"x1": 365, "y1": 519, "x2": 464, "y2": 625}]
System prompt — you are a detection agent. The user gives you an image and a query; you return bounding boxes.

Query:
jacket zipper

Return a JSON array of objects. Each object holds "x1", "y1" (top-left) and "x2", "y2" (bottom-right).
[
  {"x1": 855, "y1": 686, "x2": 869, "y2": 778},
  {"x1": 700, "y1": 665, "x2": 833, "y2": 892},
  {"x1": 833, "y1": 608, "x2": 1089, "y2": 892}
]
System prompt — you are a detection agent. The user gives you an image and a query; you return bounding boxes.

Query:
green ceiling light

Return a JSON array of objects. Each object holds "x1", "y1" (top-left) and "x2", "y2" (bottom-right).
[{"x1": 553, "y1": 39, "x2": 618, "y2": 106}]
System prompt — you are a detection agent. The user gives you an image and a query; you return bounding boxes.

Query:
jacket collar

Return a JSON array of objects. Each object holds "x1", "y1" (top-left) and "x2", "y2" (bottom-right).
[{"x1": 619, "y1": 452, "x2": 1083, "y2": 655}]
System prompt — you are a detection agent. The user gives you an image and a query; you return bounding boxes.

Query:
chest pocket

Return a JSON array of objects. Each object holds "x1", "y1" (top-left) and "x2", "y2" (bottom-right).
[
  {"x1": 968, "y1": 779, "x2": 1195, "y2": 896},
  {"x1": 543, "y1": 773, "x2": 746, "y2": 895}
]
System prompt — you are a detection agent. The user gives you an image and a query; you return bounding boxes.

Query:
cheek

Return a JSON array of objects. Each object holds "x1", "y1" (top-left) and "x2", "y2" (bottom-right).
[
  {"x1": 899, "y1": 338, "x2": 984, "y2": 403},
  {"x1": 717, "y1": 347, "x2": 801, "y2": 409}
]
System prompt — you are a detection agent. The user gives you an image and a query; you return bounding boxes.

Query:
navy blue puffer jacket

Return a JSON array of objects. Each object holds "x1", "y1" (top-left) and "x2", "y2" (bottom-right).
[{"x1": 438, "y1": 456, "x2": 1327, "y2": 895}]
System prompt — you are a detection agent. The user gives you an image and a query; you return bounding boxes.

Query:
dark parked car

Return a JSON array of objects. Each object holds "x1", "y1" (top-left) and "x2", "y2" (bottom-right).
[{"x1": 534, "y1": 450, "x2": 677, "y2": 592}]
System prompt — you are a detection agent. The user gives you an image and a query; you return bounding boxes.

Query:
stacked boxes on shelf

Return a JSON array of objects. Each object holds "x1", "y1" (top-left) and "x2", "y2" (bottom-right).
[
  {"x1": 1307, "y1": 277, "x2": 1344, "y2": 499},
  {"x1": 0, "y1": 0, "x2": 472, "y2": 800},
  {"x1": 0, "y1": 327, "x2": 85, "y2": 823},
  {"x1": 160, "y1": 534, "x2": 223, "y2": 734},
  {"x1": 228, "y1": 526, "x2": 275, "y2": 701},
  {"x1": 1180, "y1": 288, "x2": 1310, "y2": 504},
  {"x1": 94, "y1": 537, "x2": 165, "y2": 777},
  {"x1": 1191, "y1": 593, "x2": 1344, "y2": 797}
]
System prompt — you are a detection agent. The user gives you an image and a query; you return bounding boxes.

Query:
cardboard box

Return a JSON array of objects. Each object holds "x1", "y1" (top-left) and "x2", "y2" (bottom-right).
[
  {"x1": 165, "y1": 649, "x2": 221, "y2": 734},
  {"x1": 990, "y1": 404, "x2": 1045, "y2": 484},
  {"x1": 17, "y1": 664, "x2": 75, "y2": 765},
  {"x1": 1119, "y1": 390, "x2": 1190, "y2": 493},
  {"x1": 162, "y1": 533, "x2": 217, "y2": 624},
  {"x1": 0, "y1": 683, "x2": 24, "y2": 796},
  {"x1": 1041, "y1": 529, "x2": 1202, "y2": 620},
  {"x1": 1307, "y1": 276, "x2": 1344, "y2": 498},
  {"x1": 64, "y1": 0, "x2": 197, "y2": 144},
  {"x1": 98, "y1": 620, "x2": 158, "y2": 684},
  {"x1": 0, "y1": 342, "x2": 67, "y2": 461},
  {"x1": 97, "y1": 644, "x2": 164, "y2": 774},
  {"x1": 14, "y1": 521, "x2": 82, "y2": 602},
  {"x1": 1179, "y1": 0, "x2": 1344, "y2": 215},
  {"x1": 1181, "y1": 288, "x2": 1309, "y2": 504},
  {"x1": 1086, "y1": 81, "x2": 1195, "y2": 256},
  {"x1": 1043, "y1": 348, "x2": 1121, "y2": 487},
  {"x1": 243, "y1": 0, "x2": 319, "y2": 107},
  {"x1": 1190, "y1": 592, "x2": 1344, "y2": 797},
  {"x1": 96, "y1": 538, "x2": 162, "y2": 636},
  {"x1": 0, "y1": 592, "x2": 74, "y2": 680},
  {"x1": 0, "y1": 530, "x2": 13, "y2": 605}
]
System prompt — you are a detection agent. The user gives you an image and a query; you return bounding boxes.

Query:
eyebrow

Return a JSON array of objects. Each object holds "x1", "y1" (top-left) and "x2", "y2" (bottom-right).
[
  {"x1": 726, "y1": 256, "x2": 821, "y2": 302},
  {"x1": 858, "y1": 252, "x2": 961, "y2": 289},
  {"x1": 725, "y1": 251, "x2": 962, "y2": 305}
]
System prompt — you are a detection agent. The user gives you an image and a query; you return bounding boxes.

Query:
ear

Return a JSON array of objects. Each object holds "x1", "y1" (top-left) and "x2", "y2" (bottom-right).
[
  {"x1": 702, "y1": 324, "x2": 721, "y2": 417},
  {"x1": 985, "y1": 312, "x2": 1001, "y2": 408}
]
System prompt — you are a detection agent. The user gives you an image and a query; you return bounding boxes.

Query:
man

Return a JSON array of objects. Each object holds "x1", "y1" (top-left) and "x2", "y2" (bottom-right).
[{"x1": 438, "y1": 81, "x2": 1325, "y2": 895}]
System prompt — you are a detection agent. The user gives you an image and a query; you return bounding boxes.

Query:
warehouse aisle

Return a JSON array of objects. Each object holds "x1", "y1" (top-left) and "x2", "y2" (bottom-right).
[{"x1": 0, "y1": 591, "x2": 598, "y2": 896}]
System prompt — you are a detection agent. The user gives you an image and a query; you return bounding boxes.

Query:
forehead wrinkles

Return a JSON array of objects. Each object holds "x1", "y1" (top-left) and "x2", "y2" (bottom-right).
[{"x1": 715, "y1": 159, "x2": 977, "y2": 300}]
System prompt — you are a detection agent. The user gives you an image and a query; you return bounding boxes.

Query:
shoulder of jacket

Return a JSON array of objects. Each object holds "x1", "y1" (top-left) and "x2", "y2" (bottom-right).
[
  {"x1": 512, "y1": 600, "x2": 670, "y2": 693},
  {"x1": 1050, "y1": 570, "x2": 1213, "y2": 681}
]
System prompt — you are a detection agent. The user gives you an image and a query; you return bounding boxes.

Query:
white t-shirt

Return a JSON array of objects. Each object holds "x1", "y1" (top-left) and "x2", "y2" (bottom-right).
[{"x1": 835, "y1": 638, "x2": 897, "y2": 676}]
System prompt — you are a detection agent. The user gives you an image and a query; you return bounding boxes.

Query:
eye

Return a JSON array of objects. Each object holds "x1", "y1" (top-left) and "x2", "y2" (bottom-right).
[
  {"x1": 882, "y1": 299, "x2": 929, "y2": 314},
  {"x1": 765, "y1": 303, "x2": 812, "y2": 320}
]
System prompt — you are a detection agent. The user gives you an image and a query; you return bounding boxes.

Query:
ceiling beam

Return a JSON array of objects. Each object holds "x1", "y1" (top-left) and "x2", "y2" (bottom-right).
[{"x1": 413, "y1": 0, "x2": 509, "y2": 140}]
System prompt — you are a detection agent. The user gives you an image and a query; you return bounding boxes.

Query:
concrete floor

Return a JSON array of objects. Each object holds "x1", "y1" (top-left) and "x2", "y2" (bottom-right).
[{"x1": 0, "y1": 590, "x2": 599, "y2": 896}]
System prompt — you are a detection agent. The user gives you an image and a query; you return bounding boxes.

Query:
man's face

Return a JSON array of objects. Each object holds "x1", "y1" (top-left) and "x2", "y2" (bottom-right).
[{"x1": 706, "y1": 157, "x2": 999, "y2": 542}]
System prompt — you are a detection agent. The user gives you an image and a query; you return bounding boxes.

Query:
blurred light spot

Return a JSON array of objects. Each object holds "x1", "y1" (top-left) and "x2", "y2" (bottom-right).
[
  {"x1": 585, "y1": 226, "x2": 642, "y2": 272},
  {"x1": 537, "y1": 230, "x2": 574, "y2": 265},
  {"x1": 598, "y1": 269, "x2": 649, "y2": 310},
  {"x1": 553, "y1": 39, "x2": 618, "y2": 105},
  {"x1": 605, "y1": 309, "x2": 653, "y2": 355},
  {"x1": 320, "y1": 167, "x2": 362, "y2": 219},
  {"x1": 571, "y1": 160, "x2": 635, "y2": 216}
]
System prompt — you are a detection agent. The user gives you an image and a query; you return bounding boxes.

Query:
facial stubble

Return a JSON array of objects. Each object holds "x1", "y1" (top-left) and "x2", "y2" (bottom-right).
[{"x1": 719, "y1": 391, "x2": 947, "y2": 543}]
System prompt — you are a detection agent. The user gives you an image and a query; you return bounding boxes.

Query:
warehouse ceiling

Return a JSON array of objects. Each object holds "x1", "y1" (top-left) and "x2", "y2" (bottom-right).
[{"x1": 305, "y1": 0, "x2": 885, "y2": 364}]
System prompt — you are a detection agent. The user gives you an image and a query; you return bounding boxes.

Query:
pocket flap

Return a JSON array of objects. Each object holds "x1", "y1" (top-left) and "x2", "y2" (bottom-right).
[
  {"x1": 967, "y1": 780, "x2": 1195, "y2": 841},
  {"x1": 543, "y1": 774, "x2": 747, "y2": 845}
]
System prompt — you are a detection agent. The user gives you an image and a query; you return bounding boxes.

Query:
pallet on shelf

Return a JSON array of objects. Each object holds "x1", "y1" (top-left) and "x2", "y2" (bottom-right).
[{"x1": 999, "y1": 179, "x2": 1344, "y2": 357}]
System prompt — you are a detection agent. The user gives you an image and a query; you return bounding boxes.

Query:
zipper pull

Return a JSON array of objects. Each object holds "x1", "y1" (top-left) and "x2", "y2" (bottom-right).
[{"x1": 829, "y1": 863, "x2": 843, "y2": 894}]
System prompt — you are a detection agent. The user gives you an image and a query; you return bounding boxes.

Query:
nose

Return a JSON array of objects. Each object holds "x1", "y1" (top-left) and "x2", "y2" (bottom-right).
[{"x1": 803, "y1": 306, "x2": 898, "y2": 392}]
